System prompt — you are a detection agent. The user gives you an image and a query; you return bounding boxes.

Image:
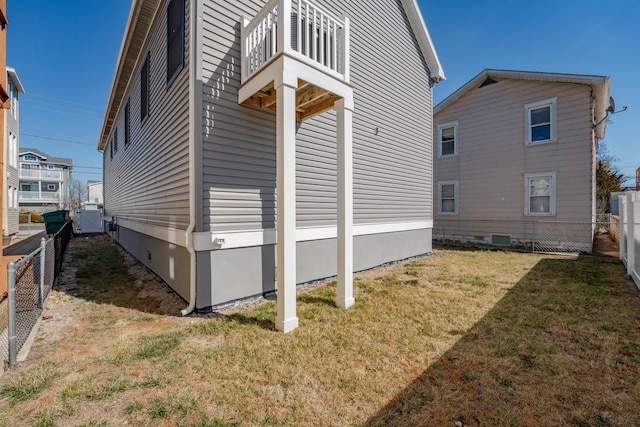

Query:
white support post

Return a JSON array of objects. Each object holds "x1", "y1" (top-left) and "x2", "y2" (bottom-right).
[
  {"x1": 627, "y1": 192, "x2": 635, "y2": 277},
  {"x1": 275, "y1": 77, "x2": 299, "y2": 333},
  {"x1": 335, "y1": 97, "x2": 354, "y2": 309}
]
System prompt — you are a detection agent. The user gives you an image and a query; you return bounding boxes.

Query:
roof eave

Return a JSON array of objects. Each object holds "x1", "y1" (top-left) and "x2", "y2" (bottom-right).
[
  {"x1": 435, "y1": 69, "x2": 611, "y2": 118},
  {"x1": 98, "y1": 0, "x2": 161, "y2": 151},
  {"x1": 6, "y1": 67, "x2": 25, "y2": 93},
  {"x1": 399, "y1": 0, "x2": 445, "y2": 83}
]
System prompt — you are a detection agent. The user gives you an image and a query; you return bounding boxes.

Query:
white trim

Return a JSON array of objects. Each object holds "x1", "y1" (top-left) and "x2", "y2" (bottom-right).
[
  {"x1": 436, "y1": 121, "x2": 458, "y2": 157},
  {"x1": 190, "y1": 221, "x2": 433, "y2": 251},
  {"x1": 524, "y1": 171, "x2": 557, "y2": 216},
  {"x1": 116, "y1": 218, "x2": 187, "y2": 247},
  {"x1": 398, "y1": 0, "x2": 445, "y2": 82},
  {"x1": 524, "y1": 97, "x2": 557, "y2": 145},
  {"x1": 102, "y1": 219, "x2": 434, "y2": 251},
  {"x1": 437, "y1": 180, "x2": 459, "y2": 215}
]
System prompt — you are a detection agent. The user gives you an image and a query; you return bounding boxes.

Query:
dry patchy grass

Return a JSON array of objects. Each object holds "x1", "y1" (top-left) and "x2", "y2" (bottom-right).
[{"x1": 1, "y1": 237, "x2": 640, "y2": 426}]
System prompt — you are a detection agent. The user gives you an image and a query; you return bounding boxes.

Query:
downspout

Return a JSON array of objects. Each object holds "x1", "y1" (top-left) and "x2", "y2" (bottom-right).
[{"x1": 182, "y1": 0, "x2": 202, "y2": 316}]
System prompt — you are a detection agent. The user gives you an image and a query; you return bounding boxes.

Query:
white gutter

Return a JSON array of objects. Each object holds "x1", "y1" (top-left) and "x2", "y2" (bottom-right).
[{"x1": 182, "y1": 0, "x2": 202, "y2": 316}]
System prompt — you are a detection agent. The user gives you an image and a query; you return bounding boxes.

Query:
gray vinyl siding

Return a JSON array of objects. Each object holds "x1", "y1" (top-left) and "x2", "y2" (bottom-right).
[
  {"x1": 104, "y1": 0, "x2": 191, "y2": 230},
  {"x1": 434, "y1": 78, "x2": 595, "y2": 242},
  {"x1": 5, "y1": 110, "x2": 19, "y2": 236},
  {"x1": 201, "y1": 0, "x2": 433, "y2": 232}
]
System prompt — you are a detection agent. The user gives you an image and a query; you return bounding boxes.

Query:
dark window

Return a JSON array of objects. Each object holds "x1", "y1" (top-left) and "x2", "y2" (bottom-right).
[
  {"x1": 125, "y1": 98, "x2": 131, "y2": 147},
  {"x1": 113, "y1": 127, "x2": 118, "y2": 154},
  {"x1": 141, "y1": 52, "x2": 150, "y2": 121},
  {"x1": 166, "y1": 0, "x2": 185, "y2": 84},
  {"x1": 110, "y1": 137, "x2": 113, "y2": 160},
  {"x1": 530, "y1": 106, "x2": 551, "y2": 141}
]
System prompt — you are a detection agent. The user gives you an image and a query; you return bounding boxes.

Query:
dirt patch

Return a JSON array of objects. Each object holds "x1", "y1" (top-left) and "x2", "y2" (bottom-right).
[{"x1": 18, "y1": 234, "x2": 199, "y2": 366}]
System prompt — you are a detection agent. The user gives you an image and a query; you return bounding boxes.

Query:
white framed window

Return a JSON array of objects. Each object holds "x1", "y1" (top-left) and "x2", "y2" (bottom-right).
[
  {"x1": 8, "y1": 78, "x2": 16, "y2": 118},
  {"x1": 437, "y1": 121, "x2": 458, "y2": 157},
  {"x1": 47, "y1": 184, "x2": 56, "y2": 191},
  {"x1": 47, "y1": 165, "x2": 55, "y2": 170},
  {"x1": 8, "y1": 132, "x2": 17, "y2": 168},
  {"x1": 23, "y1": 154, "x2": 38, "y2": 162},
  {"x1": 525, "y1": 97, "x2": 557, "y2": 145},
  {"x1": 525, "y1": 172, "x2": 556, "y2": 216},
  {"x1": 438, "y1": 180, "x2": 459, "y2": 215}
]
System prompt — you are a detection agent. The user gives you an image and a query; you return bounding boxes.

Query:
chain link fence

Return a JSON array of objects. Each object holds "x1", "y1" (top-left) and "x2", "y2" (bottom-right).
[
  {"x1": 1, "y1": 221, "x2": 73, "y2": 370},
  {"x1": 433, "y1": 219, "x2": 605, "y2": 254}
]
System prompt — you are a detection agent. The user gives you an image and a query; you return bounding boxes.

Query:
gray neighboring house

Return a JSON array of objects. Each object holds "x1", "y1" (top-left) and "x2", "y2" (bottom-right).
[
  {"x1": 433, "y1": 69, "x2": 610, "y2": 252},
  {"x1": 99, "y1": 0, "x2": 444, "y2": 331},
  {"x1": 3, "y1": 67, "x2": 24, "y2": 236},
  {"x1": 18, "y1": 148, "x2": 72, "y2": 213}
]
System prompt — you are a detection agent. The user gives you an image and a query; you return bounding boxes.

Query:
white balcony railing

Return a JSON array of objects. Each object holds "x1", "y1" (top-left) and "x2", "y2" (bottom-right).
[
  {"x1": 19, "y1": 191, "x2": 62, "y2": 203},
  {"x1": 19, "y1": 169, "x2": 63, "y2": 180},
  {"x1": 241, "y1": 0, "x2": 349, "y2": 83}
]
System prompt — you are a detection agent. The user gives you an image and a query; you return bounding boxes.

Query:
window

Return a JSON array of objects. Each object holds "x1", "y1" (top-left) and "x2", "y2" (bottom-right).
[
  {"x1": 24, "y1": 154, "x2": 37, "y2": 162},
  {"x1": 438, "y1": 180, "x2": 459, "y2": 215},
  {"x1": 525, "y1": 97, "x2": 556, "y2": 144},
  {"x1": 110, "y1": 137, "x2": 113, "y2": 160},
  {"x1": 437, "y1": 121, "x2": 458, "y2": 157},
  {"x1": 525, "y1": 172, "x2": 556, "y2": 215},
  {"x1": 8, "y1": 78, "x2": 16, "y2": 118},
  {"x1": 113, "y1": 127, "x2": 118, "y2": 154},
  {"x1": 141, "y1": 52, "x2": 150, "y2": 121},
  {"x1": 47, "y1": 165, "x2": 55, "y2": 170},
  {"x1": 125, "y1": 98, "x2": 131, "y2": 147},
  {"x1": 166, "y1": 0, "x2": 185, "y2": 84},
  {"x1": 47, "y1": 184, "x2": 56, "y2": 191},
  {"x1": 8, "y1": 132, "x2": 17, "y2": 167}
]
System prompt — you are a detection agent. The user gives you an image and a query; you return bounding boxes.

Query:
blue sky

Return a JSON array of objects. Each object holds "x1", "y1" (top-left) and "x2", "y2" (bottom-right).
[{"x1": 6, "y1": 0, "x2": 640, "y2": 186}]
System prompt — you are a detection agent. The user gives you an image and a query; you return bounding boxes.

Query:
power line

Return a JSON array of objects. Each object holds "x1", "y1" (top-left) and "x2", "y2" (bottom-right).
[
  {"x1": 24, "y1": 93, "x2": 103, "y2": 111},
  {"x1": 21, "y1": 133, "x2": 95, "y2": 146},
  {"x1": 23, "y1": 105, "x2": 102, "y2": 121},
  {"x1": 25, "y1": 98, "x2": 104, "y2": 117}
]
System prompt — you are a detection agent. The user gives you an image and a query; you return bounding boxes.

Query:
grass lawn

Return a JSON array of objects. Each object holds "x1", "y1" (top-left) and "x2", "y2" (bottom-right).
[{"x1": 1, "y1": 237, "x2": 640, "y2": 426}]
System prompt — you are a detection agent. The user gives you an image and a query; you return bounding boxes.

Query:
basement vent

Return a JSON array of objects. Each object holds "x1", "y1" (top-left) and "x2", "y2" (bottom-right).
[
  {"x1": 479, "y1": 77, "x2": 499, "y2": 88},
  {"x1": 491, "y1": 234, "x2": 511, "y2": 246}
]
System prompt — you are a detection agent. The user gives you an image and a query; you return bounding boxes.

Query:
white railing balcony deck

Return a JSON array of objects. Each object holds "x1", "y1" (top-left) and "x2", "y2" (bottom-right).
[
  {"x1": 241, "y1": 0, "x2": 350, "y2": 84},
  {"x1": 19, "y1": 169, "x2": 63, "y2": 181},
  {"x1": 19, "y1": 191, "x2": 62, "y2": 203}
]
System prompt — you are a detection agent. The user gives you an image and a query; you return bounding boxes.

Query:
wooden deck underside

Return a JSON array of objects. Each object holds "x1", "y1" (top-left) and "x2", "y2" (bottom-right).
[{"x1": 241, "y1": 79, "x2": 341, "y2": 121}]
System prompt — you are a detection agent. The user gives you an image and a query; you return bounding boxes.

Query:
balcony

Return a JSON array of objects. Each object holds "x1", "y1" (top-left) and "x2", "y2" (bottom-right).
[
  {"x1": 239, "y1": 0, "x2": 350, "y2": 120},
  {"x1": 19, "y1": 191, "x2": 62, "y2": 203},
  {"x1": 19, "y1": 169, "x2": 63, "y2": 181},
  {"x1": 237, "y1": 0, "x2": 354, "y2": 333}
]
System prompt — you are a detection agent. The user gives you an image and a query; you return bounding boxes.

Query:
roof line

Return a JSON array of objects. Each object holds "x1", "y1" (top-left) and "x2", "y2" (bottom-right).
[
  {"x1": 399, "y1": 0, "x2": 445, "y2": 82},
  {"x1": 6, "y1": 67, "x2": 25, "y2": 93},
  {"x1": 434, "y1": 69, "x2": 610, "y2": 139}
]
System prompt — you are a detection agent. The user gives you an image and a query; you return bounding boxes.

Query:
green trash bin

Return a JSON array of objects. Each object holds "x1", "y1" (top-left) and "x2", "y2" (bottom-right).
[{"x1": 42, "y1": 210, "x2": 70, "y2": 234}]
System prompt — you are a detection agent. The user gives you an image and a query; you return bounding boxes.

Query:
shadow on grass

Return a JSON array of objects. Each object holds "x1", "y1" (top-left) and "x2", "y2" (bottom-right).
[
  {"x1": 363, "y1": 255, "x2": 640, "y2": 426},
  {"x1": 297, "y1": 293, "x2": 335, "y2": 307},
  {"x1": 57, "y1": 234, "x2": 186, "y2": 316}
]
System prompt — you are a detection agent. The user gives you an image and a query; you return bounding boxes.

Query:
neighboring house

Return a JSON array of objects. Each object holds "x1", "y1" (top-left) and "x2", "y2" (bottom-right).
[
  {"x1": 18, "y1": 148, "x2": 72, "y2": 212},
  {"x1": 87, "y1": 180, "x2": 103, "y2": 205},
  {"x1": 3, "y1": 67, "x2": 24, "y2": 236},
  {"x1": 433, "y1": 69, "x2": 610, "y2": 252},
  {"x1": 99, "y1": 0, "x2": 444, "y2": 331}
]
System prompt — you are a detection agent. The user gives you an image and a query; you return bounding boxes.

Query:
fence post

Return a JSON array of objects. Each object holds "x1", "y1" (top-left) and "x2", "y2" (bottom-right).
[
  {"x1": 7, "y1": 261, "x2": 17, "y2": 369},
  {"x1": 619, "y1": 195, "x2": 626, "y2": 261},
  {"x1": 626, "y1": 193, "x2": 635, "y2": 277},
  {"x1": 39, "y1": 237, "x2": 46, "y2": 307}
]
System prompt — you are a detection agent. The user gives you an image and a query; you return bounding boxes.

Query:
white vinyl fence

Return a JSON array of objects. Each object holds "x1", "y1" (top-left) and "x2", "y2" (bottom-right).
[{"x1": 618, "y1": 191, "x2": 640, "y2": 289}]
